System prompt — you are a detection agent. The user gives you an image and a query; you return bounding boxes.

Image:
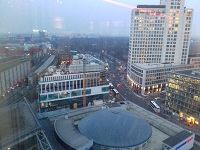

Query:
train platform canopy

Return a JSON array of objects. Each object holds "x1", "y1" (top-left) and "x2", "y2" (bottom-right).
[{"x1": 0, "y1": 101, "x2": 40, "y2": 149}]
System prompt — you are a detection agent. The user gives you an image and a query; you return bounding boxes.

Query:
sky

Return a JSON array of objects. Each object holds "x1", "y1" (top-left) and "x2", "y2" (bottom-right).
[{"x1": 0, "y1": 0, "x2": 199, "y2": 38}]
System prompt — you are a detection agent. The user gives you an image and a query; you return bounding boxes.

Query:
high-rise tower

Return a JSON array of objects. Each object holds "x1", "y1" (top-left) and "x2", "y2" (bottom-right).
[
  {"x1": 128, "y1": 0, "x2": 193, "y2": 65},
  {"x1": 127, "y1": 0, "x2": 194, "y2": 95}
]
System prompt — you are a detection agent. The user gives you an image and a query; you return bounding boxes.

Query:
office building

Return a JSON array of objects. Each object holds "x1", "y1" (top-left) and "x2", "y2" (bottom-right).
[
  {"x1": 127, "y1": 0, "x2": 193, "y2": 94},
  {"x1": 127, "y1": 63, "x2": 200, "y2": 95},
  {"x1": 0, "y1": 56, "x2": 31, "y2": 97},
  {"x1": 38, "y1": 54, "x2": 110, "y2": 112},
  {"x1": 128, "y1": 0, "x2": 193, "y2": 65},
  {"x1": 165, "y1": 69, "x2": 200, "y2": 125}
]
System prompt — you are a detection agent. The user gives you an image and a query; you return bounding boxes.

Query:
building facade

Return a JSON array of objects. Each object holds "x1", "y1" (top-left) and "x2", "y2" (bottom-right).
[
  {"x1": 127, "y1": 63, "x2": 200, "y2": 95},
  {"x1": 127, "y1": 0, "x2": 193, "y2": 93},
  {"x1": 165, "y1": 69, "x2": 200, "y2": 125},
  {"x1": 0, "y1": 56, "x2": 31, "y2": 97},
  {"x1": 128, "y1": 0, "x2": 193, "y2": 65},
  {"x1": 38, "y1": 54, "x2": 110, "y2": 112},
  {"x1": 128, "y1": 5, "x2": 166, "y2": 64}
]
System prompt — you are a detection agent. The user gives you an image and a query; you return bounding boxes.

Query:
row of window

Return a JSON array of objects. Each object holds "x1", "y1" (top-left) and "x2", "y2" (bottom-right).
[
  {"x1": 42, "y1": 72, "x2": 100, "y2": 82},
  {"x1": 40, "y1": 87, "x2": 110, "y2": 101},
  {"x1": 40, "y1": 78, "x2": 107, "y2": 93},
  {"x1": 132, "y1": 48, "x2": 162, "y2": 52}
]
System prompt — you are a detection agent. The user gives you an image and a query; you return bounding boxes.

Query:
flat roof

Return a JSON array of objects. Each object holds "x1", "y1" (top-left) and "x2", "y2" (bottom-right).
[
  {"x1": 189, "y1": 52, "x2": 200, "y2": 56},
  {"x1": 133, "y1": 63, "x2": 174, "y2": 70},
  {"x1": 40, "y1": 54, "x2": 105, "y2": 76},
  {"x1": 133, "y1": 63, "x2": 197, "y2": 71},
  {"x1": 137, "y1": 5, "x2": 166, "y2": 8},
  {"x1": 34, "y1": 55, "x2": 55, "y2": 74},
  {"x1": 71, "y1": 54, "x2": 104, "y2": 66},
  {"x1": 163, "y1": 130, "x2": 193, "y2": 147},
  {"x1": 0, "y1": 101, "x2": 40, "y2": 149},
  {"x1": 175, "y1": 69, "x2": 200, "y2": 79},
  {"x1": 0, "y1": 56, "x2": 30, "y2": 72},
  {"x1": 106, "y1": 102, "x2": 121, "y2": 108}
]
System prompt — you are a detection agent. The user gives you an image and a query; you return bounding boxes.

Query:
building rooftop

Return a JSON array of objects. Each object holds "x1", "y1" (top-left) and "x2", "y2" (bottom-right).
[
  {"x1": 133, "y1": 63, "x2": 199, "y2": 71},
  {"x1": 41, "y1": 54, "x2": 106, "y2": 76},
  {"x1": 189, "y1": 54, "x2": 200, "y2": 57},
  {"x1": 134, "y1": 63, "x2": 175, "y2": 70},
  {"x1": 163, "y1": 130, "x2": 193, "y2": 147},
  {"x1": 54, "y1": 117, "x2": 93, "y2": 150},
  {"x1": 175, "y1": 69, "x2": 200, "y2": 79},
  {"x1": 78, "y1": 108, "x2": 152, "y2": 148},
  {"x1": 0, "y1": 101, "x2": 40, "y2": 149},
  {"x1": 71, "y1": 54, "x2": 104, "y2": 65},
  {"x1": 0, "y1": 56, "x2": 30, "y2": 72},
  {"x1": 137, "y1": 5, "x2": 166, "y2": 9},
  {"x1": 106, "y1": 102, "x2": 121, "y2": 108},
  {"x1": 34, "y1": 55, "x2": 55, "y2": 75}
]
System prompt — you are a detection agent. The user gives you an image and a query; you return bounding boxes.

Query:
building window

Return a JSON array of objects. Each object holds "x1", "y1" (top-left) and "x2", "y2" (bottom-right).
[
  {"x1": 70, "y1": 81, "x2": 73, "y2": 90},
  {"x1": 77, "y1": 80, "x2": 81, "y2": 89},
  {"x1": 86, "y1": 89, "x2": 91, "y2": 94},
  {"x1": 48, "y1": 93, "x2": 58, "y2": 100},
  {"x1": 40, "y1": 95, "x2": 47, "y2": 101},
  {"x1": 71, "y1": 90, "x2": 82, "y2": 97},
  {"x1": 102, "y1": 86, "x2": 109, "y2": 92},
  {"x1": 59, "y1": 92, "x2": 70, "y2": 98}
]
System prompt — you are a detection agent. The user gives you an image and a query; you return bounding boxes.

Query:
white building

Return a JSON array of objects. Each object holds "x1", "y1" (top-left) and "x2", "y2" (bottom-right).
[
  {"x1": 127, "y1": 63, "x2": 200, "y2": 95},
  {"x1": 0, "y1": 56, "x2": 31, "y2": 97},
  {"x1": 128, "y1": 0, "x2": 193, "y2": 65},
  {"x1": 127, "y1": 0, "x2": 193, "y2": 94},
  {"x1": 38, "y1": 54, "x2": 110, "y2": 112},
  {"x1": 162, "y1": 130, "x2": 195, "y2": 150}
]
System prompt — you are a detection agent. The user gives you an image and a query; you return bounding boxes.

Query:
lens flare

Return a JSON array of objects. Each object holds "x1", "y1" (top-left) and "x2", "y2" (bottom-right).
[{"x1": 103, "y1": 0, "x2": 135, "y2": 9}]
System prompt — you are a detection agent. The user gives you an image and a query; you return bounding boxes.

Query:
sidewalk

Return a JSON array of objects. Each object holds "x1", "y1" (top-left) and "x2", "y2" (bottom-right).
[{"x1": 122, "y1": 80, "x2": 144, "y2": 99}]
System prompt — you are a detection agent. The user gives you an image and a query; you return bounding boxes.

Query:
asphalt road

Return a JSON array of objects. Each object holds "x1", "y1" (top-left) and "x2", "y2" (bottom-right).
[{"x1": 103, "y1": 53, "x2": 200, "y2": 143}]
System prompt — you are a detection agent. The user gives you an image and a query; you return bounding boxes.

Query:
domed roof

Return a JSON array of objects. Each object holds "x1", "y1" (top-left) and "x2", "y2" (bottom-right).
[{"x1": 78, "y1": 108, "x2": 152, "y2": 148}]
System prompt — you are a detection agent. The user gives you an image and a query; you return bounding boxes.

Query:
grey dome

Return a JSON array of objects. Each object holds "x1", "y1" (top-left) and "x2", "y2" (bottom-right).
[{"x1": 78, "y1": 108, "x2": 152, "y2": 148}]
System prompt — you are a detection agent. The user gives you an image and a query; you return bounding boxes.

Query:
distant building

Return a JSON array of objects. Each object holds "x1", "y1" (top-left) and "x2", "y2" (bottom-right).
[
  {"x1": 24, "y1": 42, "x2": 51, "y2": 58},
  {"x1": 0, "y1": 44, "x2": 25, "y2": 58},
  {"x1": 188, "y1": 54, "x2": 200, "y2": 66},
  {"x1": 165, "y1": 69, "x2": 200, "y2": 125},
  {"x1": 38, "y1": 54, "x2": 109, "y2": 112},
  {"x1": 189, "y1": 40, "x2": 200, "y2": 56},
  {"x1": 127, "y1": 63, "x2": 200, "y2": 95},
  {"x1": 0, "y1": 56, "x2": 31, "y2": 97}
]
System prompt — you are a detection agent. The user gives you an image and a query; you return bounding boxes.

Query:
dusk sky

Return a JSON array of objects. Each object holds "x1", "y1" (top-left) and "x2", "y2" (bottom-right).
[{"x1": 0, "y1": 0, "x2": 199, "y2": 38}]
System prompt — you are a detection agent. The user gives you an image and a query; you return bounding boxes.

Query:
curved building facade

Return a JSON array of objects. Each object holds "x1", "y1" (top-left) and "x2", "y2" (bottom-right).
[{"x1": 78, "y1": 108, "x2": 152, "y2": 150}]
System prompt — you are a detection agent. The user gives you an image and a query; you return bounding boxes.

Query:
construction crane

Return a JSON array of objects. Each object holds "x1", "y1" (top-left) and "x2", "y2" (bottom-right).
[{"x1": 82, "y1": 58, "x2": 87, "y2": 107}]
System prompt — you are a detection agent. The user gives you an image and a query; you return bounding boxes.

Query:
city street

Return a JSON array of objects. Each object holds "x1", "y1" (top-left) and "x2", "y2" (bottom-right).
[{"x1": 103, "y1": 53, "x2": 200, "y2": 143}]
